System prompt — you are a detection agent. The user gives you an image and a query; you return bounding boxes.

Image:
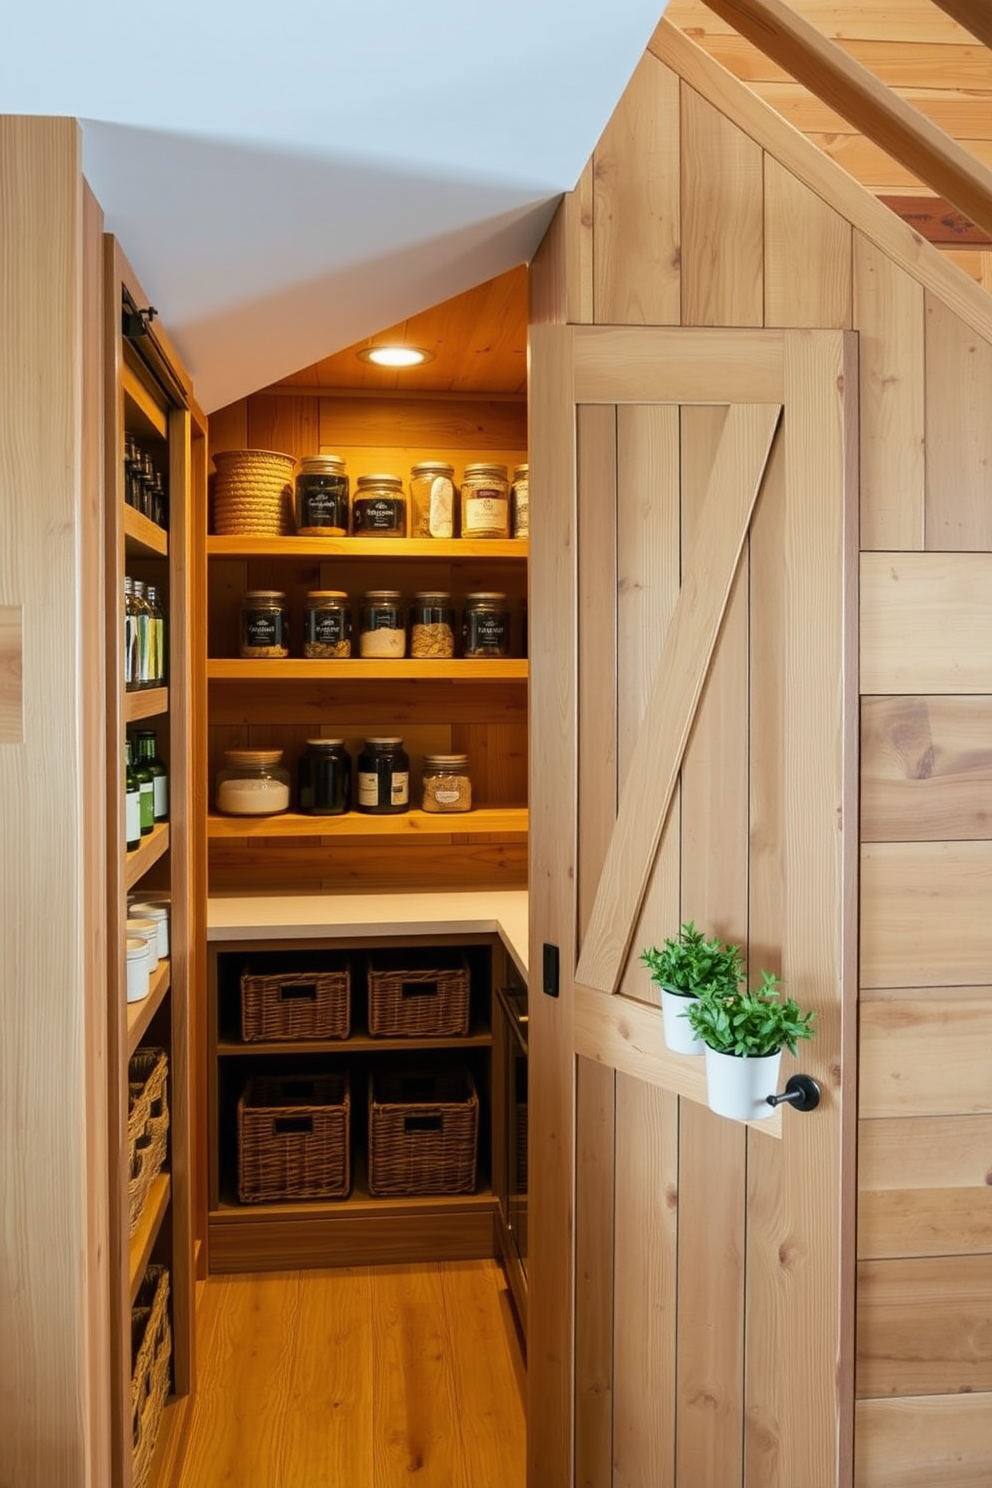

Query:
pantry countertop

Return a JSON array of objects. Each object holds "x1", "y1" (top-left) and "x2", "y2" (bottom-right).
[{"x1": 207, "y1": 889, "x2": 529, "y2": 978}]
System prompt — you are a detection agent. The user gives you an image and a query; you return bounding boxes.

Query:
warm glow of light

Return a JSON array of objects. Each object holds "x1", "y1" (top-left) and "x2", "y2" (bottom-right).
[{"x1": 359, "y1": 345, "x2": 431, "y2": 368}]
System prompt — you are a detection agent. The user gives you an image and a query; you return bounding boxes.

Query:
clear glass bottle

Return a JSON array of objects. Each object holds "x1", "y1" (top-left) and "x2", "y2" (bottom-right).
[
  {"x1": 511, "y1": 463, "x2": 529, "y2": 539},
  {"x1": 462, "y1": 592, "x2": 511, "y2": 658},
  {"x1": 133, "y1": 728, "x2": 169, "y2": 822},
  {"x1": 215, "y1": 749, "x2": 292, "y2": 816},
  {"x1": 303, "y1": 591, "x2": 352, "y2": 658},
  {"x1": 131, "y1": 579, "x2": 152, "y2": 687},
  {"x1": 239, "y1": 591, "x2": 289, "y2": 658},
  {"x1": 421, "y1": 753, "x2": 472, "y2": 813},
  {"x1": 298, "y1": 738, "x2": 352, "y2": 816},
  {"x1": 124, "y1": 740, "x2": 141, "y2": 850},
  {"x1": 356, "y1": 737, "x2": 409, "y2": 814},
  {"x1": 409, "y1": 592, "x2": 455, "y2": 658},
  {"x1": 295, "y1": 455, "x2": 350, "y2": 535},
  {"x1": 359, "y1": 590, "x2": 405, "y2": 659},
  {"x1": 409, "y1": 461, "x2": 456, "y2": 538},
  {"x1": 124, "y1": 576, "x2": 138, "y2": 691},
  {"x1": 461, "y1": 462, "x2": 510, "y2": 539},
  {"x1": 352, "y1": 474, "x2": 407, "y2": 536}
]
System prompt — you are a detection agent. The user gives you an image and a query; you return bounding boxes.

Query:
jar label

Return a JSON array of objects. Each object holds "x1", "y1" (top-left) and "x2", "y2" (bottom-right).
[
  {"x1": 476, "y1": 614, "x2": 508, "y2": 644},
  {"x1": 311, "y1": 611, "x2": 348, "y2": 645},
  {"x1": 354, "y1": 497, "x2": 403, "y2": 531},
  {"x1": 464, "y1": 492, "x2": 508, "y2": 536},
  {"x1": 390, "y1": 771, "x2": 409, "y2": 805},
  {"x1": 245, "y1": 613, "x2": 284, "y2": 647},
  {"x1": 434, "y1": 788, "x2": 461, "y2": 804},
  {"x1": 357, "y1": 770, "x2": 380, "y2": 807},
  {"x1": 429, "y1": 477, "x2": 455, "y2": 538},
  {"x1": 300, "y1": 485, "x2": 347, "y2": 525}
]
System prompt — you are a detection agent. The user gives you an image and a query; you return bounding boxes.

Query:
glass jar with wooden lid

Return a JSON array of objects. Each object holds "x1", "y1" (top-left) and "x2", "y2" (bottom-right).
[
  {"x1": 215, "y1": 749, "x2": 291, "y2": 816},
  {"x1": 461, "y1": 462, "x2": 510, "y2": 539}
]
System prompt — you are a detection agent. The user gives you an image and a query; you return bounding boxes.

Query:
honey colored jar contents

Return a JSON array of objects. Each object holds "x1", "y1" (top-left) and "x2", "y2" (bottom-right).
[{"x1": 410, "y1": 622, "x2": 454, "y2": 658}]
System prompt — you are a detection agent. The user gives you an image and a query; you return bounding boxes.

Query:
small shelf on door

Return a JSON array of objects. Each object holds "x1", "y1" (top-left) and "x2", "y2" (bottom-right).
[
  {"x1": 207, "y1": 536, "x2": 528, "y2": 561},
  {"x1": 207, "y1": 658, "x2": 527, "y2": 683},
  {"x1": 207, "y1": 807, "x2": 528, "y2": 841},
  {"x1": 127, "y1": 958, "x2": 171, "y2": 1057},
  {"x1": 123, "y1": 503, "x2": 168, "y2": 559},
  {"x1": 125, "y1": 822, "x2": 170, "y2": 890},
  {"x1": 125, "y1": 686, "x2": 168, "y2": 722},
  {"x1": 129, "y1": 1172, "x2": 171, "y2": 1303},
  {"x1": 122, "y1": 360, "x2": 169, "y2": 440}
]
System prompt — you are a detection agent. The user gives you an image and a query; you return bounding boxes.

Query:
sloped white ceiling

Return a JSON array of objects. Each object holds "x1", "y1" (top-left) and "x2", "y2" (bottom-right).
[{"x1": 2, "y1": 0, "x2": 668, "y2": 410}]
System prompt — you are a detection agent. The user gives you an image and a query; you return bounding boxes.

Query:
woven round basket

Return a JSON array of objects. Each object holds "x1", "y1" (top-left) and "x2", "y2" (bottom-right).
[{"x1": 211, "y1": 449, "x2": 296, "y2": 536}]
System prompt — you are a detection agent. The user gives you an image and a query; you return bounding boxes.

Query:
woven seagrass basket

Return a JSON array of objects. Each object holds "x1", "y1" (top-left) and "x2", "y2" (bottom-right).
[
  {"x1": 367, "y1": 1067, "x2": 478, "y2": 1196},
  {"x1": 211, "y1": 448, "x2": 295, "y2": 536},
  {"x1": 238, "y1": 1072, "x2": 351, "y2": 1203},
  {"x1": 127, "y1": 1050, "x2": 169, "y2": 1237},
  {"x1": 131, "y1": 1264, "x2": 171, "y2": 1488}
]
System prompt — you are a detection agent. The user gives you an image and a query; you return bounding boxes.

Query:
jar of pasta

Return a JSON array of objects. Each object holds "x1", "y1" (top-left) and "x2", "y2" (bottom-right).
[
  {"x1": 409, "y1": 461, "x2": 456, "y2": 538},
  {"x1": 461, "y1": 463, "x2": 509, "y2": 539}
]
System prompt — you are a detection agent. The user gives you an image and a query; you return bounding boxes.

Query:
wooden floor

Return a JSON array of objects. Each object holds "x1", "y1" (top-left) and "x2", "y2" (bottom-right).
[{"x1": 177, "y1": 1259, "x2": 526, "y2": 1488}]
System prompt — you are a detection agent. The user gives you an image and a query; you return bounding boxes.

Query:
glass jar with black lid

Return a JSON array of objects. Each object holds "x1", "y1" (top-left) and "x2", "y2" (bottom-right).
[
  {"x1": 352, "y1": 474, "x2": 407, "y2": 536},
  {"x1": 409, "y1": 591, "x2": 455, "y2": 659},
  {"x1": 303, "y1": 591, "x2": 352, "y2": 658},
  {"x1": 462, "y1": 592, "x2": 511, "y2": 658},
  {"x1": 298, "y1": 738, "x2": 352, "y2": 816},
  {"x1": 295, "y1": 455, "x2": 349, "y2": 535},
  {"x1": 357, "y1": 737, "x2": 409, "y2": 814}
]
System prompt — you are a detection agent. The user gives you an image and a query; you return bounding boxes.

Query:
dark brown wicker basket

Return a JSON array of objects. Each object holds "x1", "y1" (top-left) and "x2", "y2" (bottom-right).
[
  {"x1": 368, "y1": 1067, "x2": 478, "y2": 1196},
  {"x1": 127, "y1": 1050, "x2": 169, "y2": 1237},
  {"x1": 367, "y1": 949, "x2": 470, "y2": 1037},
  {"x1": 240, "y1": 957, "x2": 350, "y2": 1042},
  {"x1": 131, "y1": 1264, "x2": 171, "y2": 1488},
  {"x1": 238, "y1": 1073, "x2": 351, "y2": 1203}
]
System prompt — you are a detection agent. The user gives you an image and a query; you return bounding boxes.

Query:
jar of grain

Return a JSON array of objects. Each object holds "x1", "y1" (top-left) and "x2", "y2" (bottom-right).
[
  {"x1": 295, "y1": 455, "x2": 349, "y2": 535},
  {"x1": 462, "y1": 592, "x2": 510, "y2": 658},
  {"x1": 421, "y1": 754, "x2": 472, "y2": 813},
  {"x1": 409, "y1": 461, "x2": 456, "y2": 538},
  {"x1": 409, "y1": 592, "x2": 455, "y2": 658},
  {"x1": 352, "y1": 474, "x2": 407, "y2": 536},
  {"x1": 461, "y1": 462, "x2": 510, "y2": 539},
  {"x1": 240, "y1": 591, "x2": 289, "y2": 658},
  {"x1": 511, "y1": 463, "x2": 529, "y2": 538},
  {"x1": 303, "y1": 591, "x2": 352, "y2": 658},
  {"x1": 215, "y1": 749, "x2": 291, "y2": 815},
  {"x1": 359, "y1": 590, "x2": 405, "y2": 658}
]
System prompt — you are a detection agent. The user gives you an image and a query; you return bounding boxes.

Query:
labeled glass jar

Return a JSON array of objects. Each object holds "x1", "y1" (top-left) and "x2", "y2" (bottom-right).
[
  {"x1": 298, "y1": 738, "x2": 352, "y2": 816},
  {"x1": 421, "y1": 753, "x2": 472, "y2": 814},
  {"x1": 461, "y1": 462, "x2": 510, "y2": 539},
  {"x1": 303, "y1": 591, "x2": 352, "y2": 658},
  {"x1": 511, "y1": 463, "x2": 529, "y2": 538},
  {"x1": 295, "y1": 455, "x2": 349, "y2": 535},
  {"x1": 462, "y1": 592, "x2": 511, "y2": 658},
  {"x1": 216, "y1": 749, "x2": 291, "y2": 815},
  {"x1": 359, "y1": 590, "x2": 405, "y2": 659},
  {"x1": 357, "y1": 737, "x2": 410, "y2": 814},
  {"x1": 240, "y1": 591, "x2": 289, "y2": 658},
  {"x1": 352, "y1": 474, "x2": 407, "y2": 536},
  {"x1": 409, "y1": 591, "x2": 455, "y2": 659},
  {"x1": 409, "y1": 461, "x2": 456, "y2": 538}
]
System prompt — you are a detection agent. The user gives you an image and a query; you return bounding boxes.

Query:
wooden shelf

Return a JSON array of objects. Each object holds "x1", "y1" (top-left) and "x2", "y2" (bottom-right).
[
  {"x1": 212, "y1": 1177, "x2": 494, "y2": 1223},
  {"x1": 125, "y1": 686, "x2": 168, "y2": 722},
  {"x1": 217, "y1": 1022, "x2": 493, "y2": 1057},
  {"x1": 207, "y1": 536, "x2": 528, "y2": 561},
  {"x1": 123, "y1": 503, "x2": 168, "y2": 559},
  {"x1": 125, "y1": 822, "x2": 170, "y2": 890},
  {"x1": 207, "y1": 658, "x2": 527, "y2": 682},
  {"x1": 207, "y1": 806, "x2": 528, "y2": 840},
  {"x1": 122, "y1": 360, "x2": 168, "y2": 439},
  {"x1": 127, "y1": 958, "x2": 171, "y2": 1057},
  {"x1": 129, "y1": 1173, "x2": 171, "y2": 1303}
]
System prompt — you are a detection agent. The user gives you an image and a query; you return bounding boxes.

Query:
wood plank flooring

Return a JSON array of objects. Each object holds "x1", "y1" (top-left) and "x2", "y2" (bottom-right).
[{"x1": 178, "y1": 1260, "x2": 526, "y2": 1488}]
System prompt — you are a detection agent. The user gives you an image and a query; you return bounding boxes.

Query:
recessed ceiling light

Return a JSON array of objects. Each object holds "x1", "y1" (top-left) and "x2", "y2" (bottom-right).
[{"x1": 357, "y1": 345, "x2": 434, "y2": 369}]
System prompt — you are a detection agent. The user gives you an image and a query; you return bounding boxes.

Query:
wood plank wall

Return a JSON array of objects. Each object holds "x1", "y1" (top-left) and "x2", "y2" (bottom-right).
[
  {"x1": 533, "y1": 28, "x2": 992, "y2": 1487},
  {"x1": 206, "y1": 392, "x2": 528, "y2": 893}
]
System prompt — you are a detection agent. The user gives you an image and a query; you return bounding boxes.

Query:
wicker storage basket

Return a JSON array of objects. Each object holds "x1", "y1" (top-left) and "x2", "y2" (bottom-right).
[
  {"x1": 127, "y1": 1050, "x2": 169, "y2": 1237},
  {"x1": 240, "y1": 956, "x2": 350, "y2": 1042},
  {"x1": 368, "y1": 1067, "x2": 478, "y2": 1196},
  {"x1": 238, "y1": 1073, "x2": 351, "y2": 1203},
  {"x1": 211, "y1": 448, "x2": 295, "y2": 536},
  {"x1": 131, "y1": 1264, "x2": 171, "y2": 1488},
  {"x1": 367, "y1": 949, "x2": 470, "y2": 1038}
]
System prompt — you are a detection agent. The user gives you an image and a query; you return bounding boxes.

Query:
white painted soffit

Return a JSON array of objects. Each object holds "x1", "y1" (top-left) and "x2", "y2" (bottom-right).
[{"x1": 2, "y1": 0, "x2": 669, "y2": 410}]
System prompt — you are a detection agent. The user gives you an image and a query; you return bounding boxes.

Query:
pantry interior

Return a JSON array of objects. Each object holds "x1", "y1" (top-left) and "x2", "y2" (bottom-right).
[{"x1": 112, "y1": 243, "x2": 532, "y2": 1487}]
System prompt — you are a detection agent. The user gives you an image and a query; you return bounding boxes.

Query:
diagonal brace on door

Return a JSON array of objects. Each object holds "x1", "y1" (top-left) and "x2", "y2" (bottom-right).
[{"x1": 574, "y1": 401, "x2": 782, "y2": 996}]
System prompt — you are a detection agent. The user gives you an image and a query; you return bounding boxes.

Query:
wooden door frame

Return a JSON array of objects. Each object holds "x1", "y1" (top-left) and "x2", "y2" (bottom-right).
[{"x1": 527, "y1": 325, "x2": 860, "y2": 1488}]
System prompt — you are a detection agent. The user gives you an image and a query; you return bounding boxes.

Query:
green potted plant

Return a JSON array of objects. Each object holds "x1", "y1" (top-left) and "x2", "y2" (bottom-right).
[
  {"x1": 684, "y1": 971, "x2": 816, "y2": 1120},
  {"x1": 640, "y1": 923, "x2": 744, "y2": 1056}
]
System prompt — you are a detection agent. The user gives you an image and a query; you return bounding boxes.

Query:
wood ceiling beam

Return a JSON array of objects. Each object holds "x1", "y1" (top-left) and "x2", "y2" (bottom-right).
[
  {"x1": 929, "y1": 1, "x2": 992, "y2": 52},
  {"x1": 696, "y1": 0, "x2": 992, "y2": 239}
]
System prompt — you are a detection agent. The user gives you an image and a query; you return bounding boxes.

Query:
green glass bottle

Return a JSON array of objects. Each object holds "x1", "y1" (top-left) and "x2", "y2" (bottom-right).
[
  {"x1": 134, "y1": 729, "x2": 169, "y2": 822},
  {"x1": 124, "y1": 740, "x2": 141, "y2": 851},
  {"x1": 130, "y1": 735, "x2": 155, "y2": 835}
]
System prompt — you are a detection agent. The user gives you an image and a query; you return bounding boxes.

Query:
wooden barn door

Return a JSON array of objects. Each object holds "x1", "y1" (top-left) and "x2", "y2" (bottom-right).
[{"x1": 528, "y1": 327, "x2": 859, "y2": 1488}]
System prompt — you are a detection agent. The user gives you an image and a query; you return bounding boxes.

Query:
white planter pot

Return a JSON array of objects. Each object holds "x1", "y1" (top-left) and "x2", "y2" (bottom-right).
[
  {"x1": 704, "y1": 1046, "x2": 782, "y2": 1120},
  {"x1": 660, "y1": 987, "x2": 704, "y2": 1056}
]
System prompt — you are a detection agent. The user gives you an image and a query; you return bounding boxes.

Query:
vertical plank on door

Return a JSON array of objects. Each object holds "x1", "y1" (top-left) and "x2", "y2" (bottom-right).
[
  {"x1": 746, "y1": 332, "x2": 859, "y2": 1488},
  {"x1": 853, "y1": 234, "x2": 925, "y2": 551},
  {"x1": 924, "y1": 292, "x2": 992, "y2": 551},
  {"x1": 677, "y1": 404, "x2": 747, "y2": 1487},
  {"x1": 680, "y1": 84, "x2": 764, "y2": 328},
  {"x1": 613, "y1": 1074, "x2": 678, "y2": 1488},
  {"x1": 764, "y1": 158, "x2": 852, "y2": 330},
  {"x1": 593, "y1": 53, "x2": 681, "y2": 327},
  {"x1": 574, "y1": 405, "x2": 618, "y2": 1488},
  {"x1": 0, "y1": 607, "x2": 23, "y2": 743}
]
